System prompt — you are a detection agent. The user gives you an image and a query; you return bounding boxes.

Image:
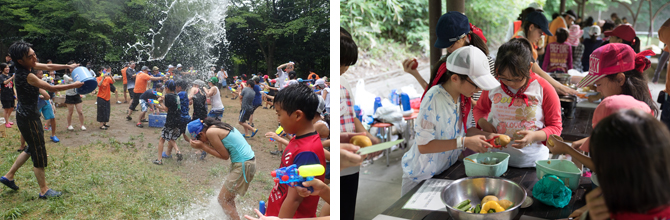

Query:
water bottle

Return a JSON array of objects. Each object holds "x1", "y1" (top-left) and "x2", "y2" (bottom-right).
[
  {"x1": 374, "y1": 97, "x2": 382, "y2": 114},
  {"x1": 353, "y1": 105, "x2": 362, "y2": 122},
  {"x1": 401, "y1": 92, "x2": 411, "y2": 112},
  {"x1": 389, "y1": 89, "x2": 399, "y2": 105},
  {"x1": 259, "y1": 201, "x2": 266, "y2": 215}
]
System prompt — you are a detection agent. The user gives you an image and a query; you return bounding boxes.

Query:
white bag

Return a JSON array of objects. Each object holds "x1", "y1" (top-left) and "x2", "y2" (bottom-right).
[{"x1": 355, "y1": 79, "x2": 378, "y2": 117}]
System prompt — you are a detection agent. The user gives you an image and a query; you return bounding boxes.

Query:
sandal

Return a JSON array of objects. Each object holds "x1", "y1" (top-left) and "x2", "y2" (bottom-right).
[
  {"x1": 103, "y1": 124, "x2": 110, "y2": 128},
  {"x1": 152, "y1": 159, "x2": 163, "y2": 165},
  {"x1": 100, "y1": 126, "x2": 108, "y2": 130},
  {"x1": 250, "y1": 129, "x2": 259, "y2": 138},
  {"x1": 0, "y1": 176, "x2": 19, "y2": 190}
]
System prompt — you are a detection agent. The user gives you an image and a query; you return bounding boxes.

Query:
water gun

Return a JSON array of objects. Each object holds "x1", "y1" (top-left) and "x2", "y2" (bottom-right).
[
  {"x1": 147, "y1": 99, "x2": 159, "y2": 104},
  {"x1": 271, "y1": 164, "x2": 325, "y2": 192},
  {"x1": 269, "y1": 126, "x2": 284, "y2": 142},
  {"x1": 229, "y1": 86, "x2": 236, "y2": 92},
  {"x1": 153, "y1": 91, "x2": 163, "y2": 96},
  {"x1": 259, "y1": 201, "x2": 266, "y2": 215},
  {"x1": 58, "y1": 80, "x2": 63, "y2": 84}
]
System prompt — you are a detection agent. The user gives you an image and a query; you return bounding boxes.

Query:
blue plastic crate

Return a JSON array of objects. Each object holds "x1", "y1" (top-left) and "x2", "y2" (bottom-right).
[{"x1": 149, "y1": 113, "x2": 167, "y2": 128}]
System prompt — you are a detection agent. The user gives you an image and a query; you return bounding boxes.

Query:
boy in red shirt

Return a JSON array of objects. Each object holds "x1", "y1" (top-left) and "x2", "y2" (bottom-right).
[{"x1": 265, "y1": 84, "x2": 326, "y2": 218}]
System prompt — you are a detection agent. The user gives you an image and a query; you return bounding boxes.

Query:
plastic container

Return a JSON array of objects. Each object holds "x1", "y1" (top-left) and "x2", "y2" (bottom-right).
[
  {"x1": 148, "y1": 113, "x2": 167, "y2": 128},
  {"x1": 374, "y1": 97, "x2": 382, "y2": 114},
  {"x1": 535, "y1": 160, "x2": 582, "y2": 190},
  {"x1": 463, "y1": 152, "x2": 510, "y2": 177},
  {"x1": 259, "y1": 201, "x2": 266, "y2": 215},
  {"x1": 71, "y1": 67, "x2": 98, "y2": 94}
]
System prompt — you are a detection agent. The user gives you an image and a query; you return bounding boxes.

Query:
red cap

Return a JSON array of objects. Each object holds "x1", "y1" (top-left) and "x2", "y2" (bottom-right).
[
  {"x1": 263, "y1": 75, "x2": 269, "y2": 79},
  {"x1": 603, "y1": 25, "x2": 636, "y2": 42},
  {"x1": 577, "y1": 43, "x2": 636, "y2": 88}
]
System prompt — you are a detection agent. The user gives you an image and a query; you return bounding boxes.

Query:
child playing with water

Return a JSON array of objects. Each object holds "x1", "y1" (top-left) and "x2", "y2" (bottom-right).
[
  {"x1": 187, "y1": 118, "x2": 256, "y2": 220},
  {"x1": 135, "y1": 84, "x2": 163, "y2": 128},
  {"x1": 239, "y1": 80, "x2": 259, "y2": 138},
  {"x1": 177, "y1": 80, "x2": 191, "y2": 142},
  {"x1": 206, "y1": 77, "x2": 224, "y2": 121},
  {"x1": 265, "y1": 84, "x2": 327, "y2": 218},
  {"x1": 474, "y1": 38, "x2": 562, "y2": 168},
  {"x1": 153, "y1": 80, "x2": 183, "y2": 164}
]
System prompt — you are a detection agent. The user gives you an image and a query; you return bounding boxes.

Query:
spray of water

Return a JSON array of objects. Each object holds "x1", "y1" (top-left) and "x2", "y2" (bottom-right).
[
  {"x1": 127, "y1": 0, "x2": 228, "y2": 68},
  {"x1": 165, "y1": 183, "x2": 257, "y2": 220}
]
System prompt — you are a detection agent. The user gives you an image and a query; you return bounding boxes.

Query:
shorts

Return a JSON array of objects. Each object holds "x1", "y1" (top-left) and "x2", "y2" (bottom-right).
[
  {"x1": 160, "y1": 127, "x2": 181, "y2": 141},
  {"x1": 128, "y1": 88, "x2": 135, "y2": 97},
  {"x1": 65, "y1": 95, "x2": 82, "y2": 104},
  {"x1": 239, "y1": 108, "x2": 252, "y2": 122},
  {"x1": 139, "y1": 99, "x2": 151, "y2": 112},
  {"x1": 123, "y1": 84, "x2": 128, "y2": 91},
  {"x1": 208, "y1": 109, "x2": 224, "y2": 121},
  {"x1": 221, "y1": 80, "x2": 227, "y2": 87},
  {"x1": 40, "y1": 101, "x2": 55, "y2": 120},
  {"x1": 225, "y1": 158, "x2": 256, "y2": 196},
  {"x1": 17, "y1": 117, "x2": 48, "y2": 168},
  {"x1": 1, "y1": 99, "x2": 15, "y2": 109}
]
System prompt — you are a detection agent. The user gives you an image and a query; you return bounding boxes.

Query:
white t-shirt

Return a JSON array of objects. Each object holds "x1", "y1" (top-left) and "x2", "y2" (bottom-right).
[
  {"x1": 209, "y1": 87, "x2": 224, "y2": 111},
  {"x1": 323, "y1": 87, "x2": 330, "y2": 108},
  {"x1": 217, "y1": 71, "x2": 226, "y2": 82},
  {"x1": 276, "y1": 69, "x2": 288, "y2": 89}
]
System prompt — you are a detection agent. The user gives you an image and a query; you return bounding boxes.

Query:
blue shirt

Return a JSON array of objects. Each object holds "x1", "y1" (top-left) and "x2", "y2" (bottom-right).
[
  {"x1": 178, "y1": 91, "x2": 190, "y2": 117},
  {"x1": 253, "y1": 85, "x2": 262, "y2": 106}
]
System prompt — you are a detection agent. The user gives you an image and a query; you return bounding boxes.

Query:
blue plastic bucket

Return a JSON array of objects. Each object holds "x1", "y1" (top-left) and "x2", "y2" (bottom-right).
[{"x1": 71, "y1": 67, "x2": 98, "y2": 94}]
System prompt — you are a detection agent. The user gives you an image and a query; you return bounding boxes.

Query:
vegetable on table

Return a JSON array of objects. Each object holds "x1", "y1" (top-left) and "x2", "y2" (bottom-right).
[{"x1": 480, "y1": 201, "x2": 506, "y2": 214}]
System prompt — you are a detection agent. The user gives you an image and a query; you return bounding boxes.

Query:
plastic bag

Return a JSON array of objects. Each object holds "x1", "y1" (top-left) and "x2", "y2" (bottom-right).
[
  {"x1": 532, "y1": 174, "x2": 572, "y2": 208},
  {"x1": 354, "y1": 79, "x2": 378, "y2": 117}
]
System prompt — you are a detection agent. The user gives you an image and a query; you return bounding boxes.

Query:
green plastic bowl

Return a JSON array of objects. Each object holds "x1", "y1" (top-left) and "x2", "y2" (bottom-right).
[
  {"x1": 464, "y1": 152, "x2": 510, "y2": 177},
  {"x1": 535, "y1": 160, "x2": 582, "y2": 190}
]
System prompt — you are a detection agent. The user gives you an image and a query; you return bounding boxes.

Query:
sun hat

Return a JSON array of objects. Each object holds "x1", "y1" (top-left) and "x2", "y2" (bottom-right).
[
  {"x1": 446, "y1": 45, "x2": 500, "y2": 90},
  {"x1": 579, "y1": 95, "x2": 652, "y2": 152},
  {"x1": 563, "y1": 10, "x2": 577, "y2": 20},
  {"x1": 186, "y1": 119, "x2": 204, "y2": 140},
  {"x1": 567, "y1": 24, "x2": 583, "y2": 46},
  {"x1": 434, "y1": 12, "x2": 471, "y2": 48},
  {"x1": 577, "y1": 43, "x2": 637, "y2": 88},
  {"x1": 604, "y1": 25, "x2": 636, "y2": 42},
  {"x1": 525, "y1": 11, "x2": 553, "y2": 36},
  {"x1": 152, "y1": 66, "x2": 159, "y2": 71},
  {"x1": 208, "y1": 77, "x2": 219, "y2": 84}
]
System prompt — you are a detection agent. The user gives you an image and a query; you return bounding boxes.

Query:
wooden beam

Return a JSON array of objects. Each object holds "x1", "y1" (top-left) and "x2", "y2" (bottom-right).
[
  {"x1": 560, "y1": 0, "x2": 566, "y2": 14},
  {"x1": 429, "y1": 0, "x2": 441, "y2": 69},
  {"x1": 447, "y1": 0, "x2": 465, "y2": 13}
]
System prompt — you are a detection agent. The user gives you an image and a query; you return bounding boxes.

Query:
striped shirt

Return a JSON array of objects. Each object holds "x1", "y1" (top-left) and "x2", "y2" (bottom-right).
[{"x1": 572, "y1": 44, "x2": 585, "y2": 72}]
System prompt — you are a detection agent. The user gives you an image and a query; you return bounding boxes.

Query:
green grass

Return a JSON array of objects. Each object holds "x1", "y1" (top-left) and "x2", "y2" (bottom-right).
[{"x1": 0, "y1": 131, "x2": 207, "y2": 219}]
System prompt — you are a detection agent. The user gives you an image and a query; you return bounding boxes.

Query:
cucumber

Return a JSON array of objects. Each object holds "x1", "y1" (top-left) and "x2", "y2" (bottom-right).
[
  {"x1": 455, "y1": 199, "x2": 470, "y2": 209},
  {"x1": 458, "y1": 204, "x2": 471, "y2": 212}
]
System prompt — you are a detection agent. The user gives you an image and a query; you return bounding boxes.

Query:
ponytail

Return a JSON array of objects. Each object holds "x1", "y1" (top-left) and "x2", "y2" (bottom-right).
[
  {"x1": 622, "y1": 37, "x2": 641, "y2": 53},
  {"x1": 468, "y1": 33, "x2": 489, "y2": 56},
  {"x1": 202, "y1": 117, "x2": 234, "y2": 132}
]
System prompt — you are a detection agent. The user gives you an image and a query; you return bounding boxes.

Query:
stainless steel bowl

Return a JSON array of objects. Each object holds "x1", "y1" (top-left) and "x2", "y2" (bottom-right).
[{"x1": 441, "y1": 177, "x2": 527, "y2": 220}]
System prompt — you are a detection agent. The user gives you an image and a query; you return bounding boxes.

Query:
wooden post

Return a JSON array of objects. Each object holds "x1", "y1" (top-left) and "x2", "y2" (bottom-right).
[
  {"x1": 560, "y1": 0, "x2": 566, "y2": 14},
  {"x1": 447, "y1": 0, "x2": 465, "y2": 13},
  {"x1": 429, "y1": 0, "x2": 441, "y2": 69}
]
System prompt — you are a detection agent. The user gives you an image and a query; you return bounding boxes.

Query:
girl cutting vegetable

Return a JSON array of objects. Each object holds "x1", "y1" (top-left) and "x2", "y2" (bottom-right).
[
  {"x1": 400, "y1": 45, "x2": 500, "y2": 195},
  {"x1": 474, "y1": 38, "x2": 562, "y2": 168}
]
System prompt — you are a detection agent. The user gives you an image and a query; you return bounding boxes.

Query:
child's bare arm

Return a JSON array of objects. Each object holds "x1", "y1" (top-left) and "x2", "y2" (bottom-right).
[{"x1": 277, "y1": 187, "x2": 304, "y2": 218}]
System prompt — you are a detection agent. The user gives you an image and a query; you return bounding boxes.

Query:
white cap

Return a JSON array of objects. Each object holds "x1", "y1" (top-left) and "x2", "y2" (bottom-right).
[
  {"x1": 176, "y1": 64, "x2": 182, "y2": 68},
  {"x1": 168, "y1": 65, "x2": 174, "y2": 68},
  {"x1": 528, "y1": 2, "x2": 543, "y2": 11},
  {"x1": 588, "y1": 25, "x2": 601, "y2": 37},
  {"x1": 315, "y1": 79, "x2": 326, "y2": 87},
  {"x1": 446, "y1": 46, "x2": 500, "y2": 90}
]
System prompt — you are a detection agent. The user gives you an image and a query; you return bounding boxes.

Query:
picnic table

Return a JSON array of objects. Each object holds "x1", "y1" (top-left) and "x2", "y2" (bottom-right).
[
  {"x1": 560, "y1": 103, "x2": 596, "y2": 142},
  {"x1": 380, "y1": 160, "x2": 593, "y2": 220}
]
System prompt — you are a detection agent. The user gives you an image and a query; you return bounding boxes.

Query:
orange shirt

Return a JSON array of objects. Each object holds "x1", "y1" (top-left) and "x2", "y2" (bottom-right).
[
  {"x1": 547, "y1": 17, "x2": 567, "y2": 45},
  {"x1": 134, "y1": 72, "x2": 152, "y2": 94},
  {"x1": 121, "y1": 67, "x2": 128, "y2": 84},
  {"x1": 308, "y1": 72, "x2": 319, "y2": 80},
  {"x1": 97, "y1": 76, "x2": 113, "y2": 101}
]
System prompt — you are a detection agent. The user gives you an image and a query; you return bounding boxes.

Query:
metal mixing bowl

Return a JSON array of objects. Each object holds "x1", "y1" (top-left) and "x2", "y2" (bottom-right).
[{"x1": 441, "y1": 177, "x2": 527, "y2": 220}]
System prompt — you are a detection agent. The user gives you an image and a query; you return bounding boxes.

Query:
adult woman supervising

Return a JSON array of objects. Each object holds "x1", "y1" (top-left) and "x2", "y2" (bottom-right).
[
  {"x1": 187, "y1": 118, "x2": 256, "y2": 220},
  {"x1": 512, "y1": 11, "x2": 578, "y2": 96}
]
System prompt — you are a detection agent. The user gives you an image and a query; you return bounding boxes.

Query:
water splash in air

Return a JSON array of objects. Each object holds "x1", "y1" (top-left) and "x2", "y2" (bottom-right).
[{"x1": 127, "y1": 0, "x2": 228, "y2": 65}]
